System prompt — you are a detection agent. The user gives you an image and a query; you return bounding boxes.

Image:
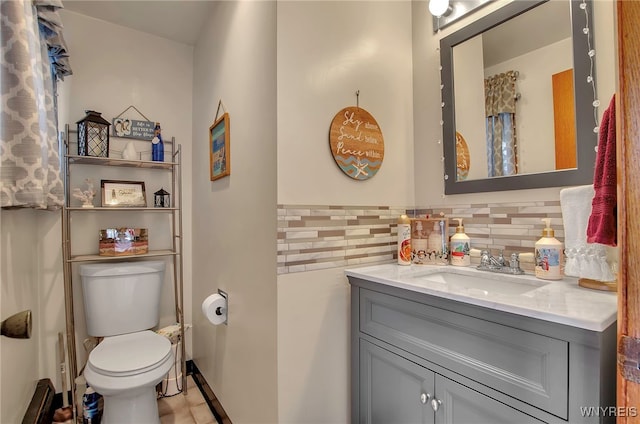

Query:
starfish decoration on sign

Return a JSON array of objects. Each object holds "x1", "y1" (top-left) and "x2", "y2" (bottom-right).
[{"x1": 353, "y1": 158, "x2": 369, "y2": 178}]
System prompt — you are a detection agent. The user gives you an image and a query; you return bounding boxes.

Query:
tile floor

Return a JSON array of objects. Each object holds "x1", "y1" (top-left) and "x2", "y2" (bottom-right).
[{"x1": 158, "y1": 376, "x2": 218, "y2": 424}]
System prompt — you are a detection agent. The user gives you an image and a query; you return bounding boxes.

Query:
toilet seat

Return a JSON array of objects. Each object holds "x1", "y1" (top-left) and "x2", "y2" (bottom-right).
[{"x1": 89, "y1": 330, "x2": 172, "y2": 377}]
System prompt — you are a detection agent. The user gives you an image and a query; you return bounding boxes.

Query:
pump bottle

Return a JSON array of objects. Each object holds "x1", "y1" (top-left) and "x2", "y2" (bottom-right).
[
  {"x1": 412, "y1": 220, "x2": 428, "y2": 264},
  {"x1": 427, "y1": 220, "x2": 443, "y2": 253},
  {"x1": 535, "y1": 218, "x2": 563, "y2": 280},
  {"x1": 450, "y1": 218, "x2": 471, "y2": 266}
]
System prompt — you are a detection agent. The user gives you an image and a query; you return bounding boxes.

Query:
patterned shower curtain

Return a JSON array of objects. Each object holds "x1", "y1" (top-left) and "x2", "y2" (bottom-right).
[
  {"x1": 485, "y1": 71, "x2": 517, "y2": 177},
  {"x1": 1, "y1": 0, "x2": 72, "y2": 209}
]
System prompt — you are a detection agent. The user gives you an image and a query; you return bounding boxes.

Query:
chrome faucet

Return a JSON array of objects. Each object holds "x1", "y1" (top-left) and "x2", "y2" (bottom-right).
[{"x1": 478, "y1": 250, "x2": 525, "y2": 275}]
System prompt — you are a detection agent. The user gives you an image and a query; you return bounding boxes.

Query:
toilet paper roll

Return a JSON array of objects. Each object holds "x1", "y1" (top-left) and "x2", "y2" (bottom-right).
[{"x1": 202, "y1": 293, "x2": 227, "y2": 325}]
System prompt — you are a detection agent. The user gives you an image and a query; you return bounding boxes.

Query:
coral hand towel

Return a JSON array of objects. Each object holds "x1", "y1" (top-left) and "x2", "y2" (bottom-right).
[{"x1": 587, "y1": 94, "x2": 617, "y2": 246}]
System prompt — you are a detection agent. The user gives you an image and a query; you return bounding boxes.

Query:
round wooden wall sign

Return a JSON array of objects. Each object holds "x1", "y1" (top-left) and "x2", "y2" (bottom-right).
[
  {"x1": 456, "y1": 131, "x2": 470, "y2": 181},
  {"x1": 329, "y1": 106, "x2": 384, "y2": 180}
]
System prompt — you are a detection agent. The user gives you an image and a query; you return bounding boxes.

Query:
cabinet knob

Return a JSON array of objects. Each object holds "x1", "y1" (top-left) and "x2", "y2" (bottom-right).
[
  {"x1": 420, "y1": 392, "x2": 432, "y2": 404},
  {"x1": 431, "y1": 398, "x2": 442, "y2": 412}
]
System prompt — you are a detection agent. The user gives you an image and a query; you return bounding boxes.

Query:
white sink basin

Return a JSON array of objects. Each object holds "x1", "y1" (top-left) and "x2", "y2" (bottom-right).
[{"x1": 410, "y1": 270, "x2": 549, "y2": 297}]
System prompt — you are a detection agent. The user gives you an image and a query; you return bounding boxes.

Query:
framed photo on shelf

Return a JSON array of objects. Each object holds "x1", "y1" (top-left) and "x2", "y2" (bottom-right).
[
  {"x1": 209, "y1": 112, "x2": 230, "y2": 181},
  {"x1": 101, "y1": 180, "x2": 146, "y2": 207}
]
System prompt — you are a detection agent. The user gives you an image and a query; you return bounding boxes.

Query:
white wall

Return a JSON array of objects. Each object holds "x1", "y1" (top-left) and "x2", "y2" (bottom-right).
[
  {"x1": 277, "y1": 2, "x2": 415, "y2": 207},
  {"x1": 278, "y1": 269, "x2": 351, "y2": 423},
  {"x1": 1, "y1": 210, "x2": 41, "y2": 423},
  {"x1": 276, "y1": 2, "x2": 414, "y2": 422},
  {"x1": 453, "y1": 35, "x2": 486, "y2": 180},
  {"x1": 191, "y1": 2, "x2": 278, "y2": 423},
  {"x1": 59, "y1": 8, "x2": 195, "y2": 378},
  {"x1": 413, "y1": 0, "x2": 616, "y2": 207}
]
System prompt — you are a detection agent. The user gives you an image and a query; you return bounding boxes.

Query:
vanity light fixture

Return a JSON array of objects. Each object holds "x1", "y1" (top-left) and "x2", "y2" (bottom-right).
[
  {"x1": 430, "y1": 0, "x2": 494, "y2": 33},
  {"x1": 429, "y1": 0, "x2": 452, "y2": 18}
]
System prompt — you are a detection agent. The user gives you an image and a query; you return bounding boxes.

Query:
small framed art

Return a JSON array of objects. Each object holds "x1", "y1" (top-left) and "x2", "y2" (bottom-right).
[
  {"x1": 209, "y1": 113, "x2": 230, "y2": 181},
  {"x1": 101, "y1": 180, "x2": 146, "y2": 207}
]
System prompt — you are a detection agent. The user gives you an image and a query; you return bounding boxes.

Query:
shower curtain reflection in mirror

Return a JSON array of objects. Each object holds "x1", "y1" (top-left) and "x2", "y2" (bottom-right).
[{"x1": 485, "y1": 70, "x2": 518, "y2": 177}]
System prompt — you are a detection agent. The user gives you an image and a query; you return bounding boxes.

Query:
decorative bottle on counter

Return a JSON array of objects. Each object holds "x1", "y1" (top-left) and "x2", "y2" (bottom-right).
[
  {"x1": 397, "y1": 214, "x2": 412, "y2": 266},
  {"x1": 151, "y1": 122, "x2": 164, "y2": 162},
  {"x1": 535, "y1": 218, "x2": 563, "y2": 280},
  {"x1": 450, "y1": 218, "x2": 471, "y2": 266},
  {"x1": 412, "y1": 219, "x2": 428, "y2": 264}
]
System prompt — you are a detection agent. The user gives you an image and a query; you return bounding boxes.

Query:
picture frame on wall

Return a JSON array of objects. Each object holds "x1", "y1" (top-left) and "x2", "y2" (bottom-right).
[
  {"x1": 209, "y1": 112, "x2": 230, "y2": 181},
  {"x1": 101, "y1": 180, "x2": 146, "y2": 207}
]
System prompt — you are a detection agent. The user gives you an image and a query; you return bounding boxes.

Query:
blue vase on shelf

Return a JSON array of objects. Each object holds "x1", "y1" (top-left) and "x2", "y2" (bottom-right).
[{"x1": 152, "y1": 122, "x2": 164, "y2": 162}]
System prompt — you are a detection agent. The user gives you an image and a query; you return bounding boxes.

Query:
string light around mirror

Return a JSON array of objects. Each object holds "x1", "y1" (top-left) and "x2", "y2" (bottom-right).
[
  {"x1": 580, "y1": 0, "x2": 599, "y2": 152},
  {"x1": 438, "y1": 46, "x2": 446, "y2": 199}
]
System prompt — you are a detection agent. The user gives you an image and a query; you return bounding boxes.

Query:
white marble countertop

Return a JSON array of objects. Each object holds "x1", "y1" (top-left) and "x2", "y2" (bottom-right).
[{"x1": 345, "y1": 263, "x2": 617, "y2": 332}]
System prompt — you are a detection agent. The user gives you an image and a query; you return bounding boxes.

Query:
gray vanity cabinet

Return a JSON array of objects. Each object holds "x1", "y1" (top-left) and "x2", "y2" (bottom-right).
[
  {"x1": 349, "y1": 276, "x2": 616, "y2": 424},
  {"x1": 360, "y1": 339, "x2": 435, "y2": 424},
  {"x1": 360, "y1": 339, "x2": 541, "y2": 424},
  {"x1": 436, "y1": 374, "x2": 543, "y2": 423}
]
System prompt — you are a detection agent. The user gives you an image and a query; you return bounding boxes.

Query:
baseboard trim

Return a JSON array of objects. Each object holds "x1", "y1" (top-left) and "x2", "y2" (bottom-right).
[{"x1": 188, "y1": 360, "x2": 232, "y2": 424}]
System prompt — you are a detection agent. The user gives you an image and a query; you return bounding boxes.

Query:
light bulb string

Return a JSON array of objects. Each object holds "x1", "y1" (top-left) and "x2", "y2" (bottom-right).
[
  {"x1": 437, "y1": 47, "x2": 446, "y2": 199},
  {"x1": 581, "y1": 0, "x2": 600, "y2": 140}
]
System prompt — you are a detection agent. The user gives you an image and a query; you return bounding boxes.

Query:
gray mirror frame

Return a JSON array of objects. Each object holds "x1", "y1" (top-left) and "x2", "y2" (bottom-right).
[{"x1": 440, "y1": 0, "x2": 597, "y2": 194}]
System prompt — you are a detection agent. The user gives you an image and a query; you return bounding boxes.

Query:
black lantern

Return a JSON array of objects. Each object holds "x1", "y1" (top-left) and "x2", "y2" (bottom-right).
[
  {"x1": 154, "y1": 188, "x2": 170, "y2": 208},
  {"x1": 77, "y1": 110, "x2": 110, "y2": 157}
]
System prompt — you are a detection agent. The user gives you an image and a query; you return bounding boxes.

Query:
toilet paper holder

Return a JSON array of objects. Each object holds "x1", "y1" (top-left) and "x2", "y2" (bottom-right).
[
  {"x1": 202, "y1": 289, "x2": 228, "y2": 326},
  {"x1": 215, "y1": 289, "x2": 227, "y2": 319}
]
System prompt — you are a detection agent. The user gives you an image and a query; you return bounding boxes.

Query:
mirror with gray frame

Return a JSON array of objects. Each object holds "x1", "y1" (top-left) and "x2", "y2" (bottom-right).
[{"x1": 440, "y1": 0, "x2": 597, "y2": 194}]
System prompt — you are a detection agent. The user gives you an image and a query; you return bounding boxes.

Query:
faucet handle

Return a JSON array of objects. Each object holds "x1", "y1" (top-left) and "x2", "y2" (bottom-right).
[
  {"x1": 480, "y1": 250, "x2": 490, "y2": 266},
  {"x1": 509, "y1": 252, "x2": 520, "y2": 269}
]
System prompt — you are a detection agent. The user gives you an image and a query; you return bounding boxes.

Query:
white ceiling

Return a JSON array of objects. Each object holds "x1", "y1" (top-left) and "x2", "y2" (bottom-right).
[
  {"x1": 62, "y1": 0, "x2": 214, "y2": 46},
  {"x1": 63, "y1": 1, "x2": 573, "y2": 61}
]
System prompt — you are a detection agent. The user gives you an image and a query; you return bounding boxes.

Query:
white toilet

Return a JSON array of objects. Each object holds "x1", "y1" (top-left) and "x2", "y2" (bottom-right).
[{"x1": 79, "y1": 261, "x2": 174, "y2": 424}]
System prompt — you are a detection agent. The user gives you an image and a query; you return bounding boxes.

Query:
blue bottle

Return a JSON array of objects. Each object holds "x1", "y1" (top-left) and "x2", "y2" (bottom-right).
[
  {"x1": 152, "y1": 122, "x2": 164, "y2": 162},
  {"x1": 82, "y1": 386, "x2": 102, "y2": 424}
]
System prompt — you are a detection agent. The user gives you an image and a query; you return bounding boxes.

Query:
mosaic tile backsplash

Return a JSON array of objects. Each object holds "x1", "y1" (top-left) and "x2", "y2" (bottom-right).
[{"x1": 277, "y1": 201, "x2": 563, "y2": 274}]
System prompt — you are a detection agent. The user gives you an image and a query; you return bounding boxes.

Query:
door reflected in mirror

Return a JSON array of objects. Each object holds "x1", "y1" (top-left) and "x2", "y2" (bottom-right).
[{"x1": 452, "y1": 0, "x2": 574, "y2": 182}]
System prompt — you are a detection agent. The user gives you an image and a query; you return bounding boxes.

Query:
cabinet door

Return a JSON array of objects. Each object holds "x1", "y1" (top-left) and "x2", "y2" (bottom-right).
[
  {"x1": 434, "y1": 375, "x2": 543, "y2": 424},
  {"x1": 360, "y1": 340, "x2": 435, "y2": 424}
]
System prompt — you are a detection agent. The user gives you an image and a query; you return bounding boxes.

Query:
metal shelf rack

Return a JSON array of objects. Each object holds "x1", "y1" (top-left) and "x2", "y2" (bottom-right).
[{"x1": 60, "y1": 125, "x2": 186, "y2": 420}]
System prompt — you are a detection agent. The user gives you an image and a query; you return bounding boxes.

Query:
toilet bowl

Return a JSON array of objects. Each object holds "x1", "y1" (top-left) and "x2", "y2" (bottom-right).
[
  {"x1": 83, "y1": 331, "x2": 174, "y2": 424},
  {"x1": 79, "y1": 261, "x2": 170, "y2": 424}
]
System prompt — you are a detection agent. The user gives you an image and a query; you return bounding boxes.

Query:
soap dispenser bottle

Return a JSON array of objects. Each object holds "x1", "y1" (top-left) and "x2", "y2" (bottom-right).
[
  {"x1": 412, "y1": 219, "x2": 428, "y2": 264},
  {"x1": 534, "y1": 218, "x2": 563, "y2": 280},
  {"x1": 427, "y1": 220, "x2": 443, "y2": 254},
  {"x1": 450, "y1": 218, "x2": 471, "y2": 266}
]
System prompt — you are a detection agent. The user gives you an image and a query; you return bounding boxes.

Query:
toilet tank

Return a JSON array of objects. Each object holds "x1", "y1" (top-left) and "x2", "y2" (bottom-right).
[{"x1": 79, "y1": 261, "x2": 165, "y2": 337}]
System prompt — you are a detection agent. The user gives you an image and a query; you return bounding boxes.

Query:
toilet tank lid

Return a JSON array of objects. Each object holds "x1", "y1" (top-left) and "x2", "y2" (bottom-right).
[{"x1": 79, "y1": 260, "x2": 165, "y2": 277}]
